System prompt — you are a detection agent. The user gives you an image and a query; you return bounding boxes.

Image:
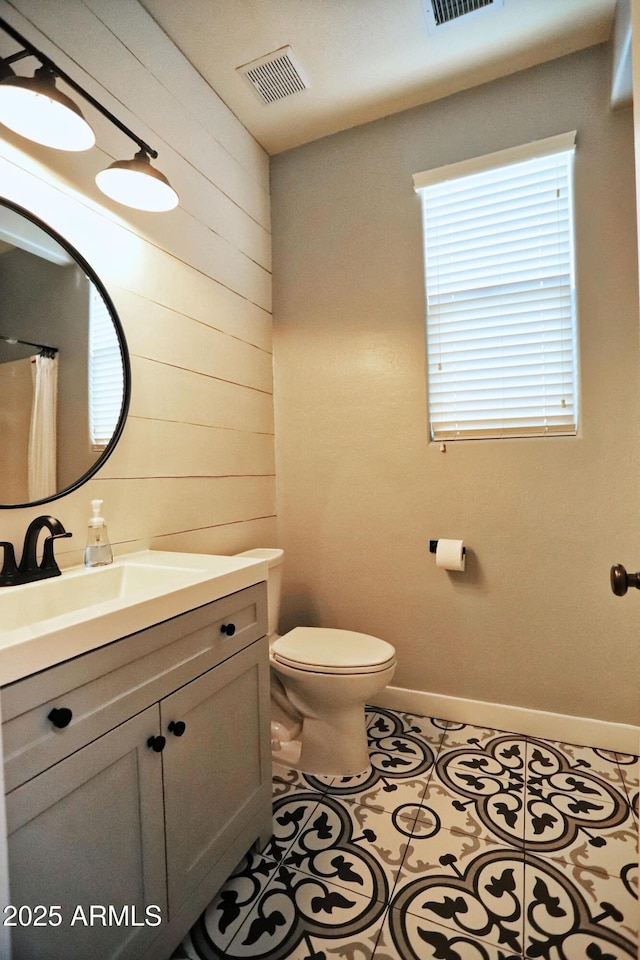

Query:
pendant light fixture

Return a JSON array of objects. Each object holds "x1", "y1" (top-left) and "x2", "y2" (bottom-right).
[
  {"x1": 0, "y1": 15, "x2": 178, "y2": 212},
  {"x1": 96, "y1": 148, "x2": 178, "y2": 212},
  {"x1": 0, "y1": 64, "x2": 95, "y2": 151}
]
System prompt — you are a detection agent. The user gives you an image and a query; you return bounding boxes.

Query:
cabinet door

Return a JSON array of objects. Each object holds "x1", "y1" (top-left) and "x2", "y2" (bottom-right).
[
  {"x1": 6, "y1": 706, "x2": 167, "y2": 960},
  {"x1": 162, "y1": 637, "x2": 271, "y2": 915}
]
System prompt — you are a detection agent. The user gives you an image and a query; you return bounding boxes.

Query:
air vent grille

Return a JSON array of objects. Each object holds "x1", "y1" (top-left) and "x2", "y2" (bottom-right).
[
  {"x1": 433, "y1": 0, "x2": 494, "y2": 23},
  {"x1": 423, "y1": 0, "x2": 503, "y2": 31},
  {"x1": 237, "y1": 46, "x2": 309, "y2": 104}
]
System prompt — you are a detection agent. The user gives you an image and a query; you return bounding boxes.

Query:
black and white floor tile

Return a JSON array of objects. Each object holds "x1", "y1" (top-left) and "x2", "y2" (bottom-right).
[{"x1": 172, "y1": 707, "x2": 639, "y2": 960}]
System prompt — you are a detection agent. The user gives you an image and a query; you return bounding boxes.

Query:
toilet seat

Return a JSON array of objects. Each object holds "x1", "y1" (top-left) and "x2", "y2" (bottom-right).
[{"x1": 271, "y1": 627, "x2": 396, "y2": 676}]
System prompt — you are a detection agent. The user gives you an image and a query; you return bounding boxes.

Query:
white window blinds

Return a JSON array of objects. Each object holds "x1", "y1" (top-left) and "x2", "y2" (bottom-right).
[
  {"x1": 414, "y1": 132, "x2": 578, "y2": 441},
  {"x1": 89, "y1": 285, "x2": 123, "y2": 449}
]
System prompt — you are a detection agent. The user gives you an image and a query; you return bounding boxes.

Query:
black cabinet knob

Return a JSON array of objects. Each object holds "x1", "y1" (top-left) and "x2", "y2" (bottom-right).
[
  {"x1": 168, "y1": 720, "x2": 186, "y2": 737},
  {"x1": 48, "y1": 707, "x2": 73, "y2": 729},
  {"x1": 220, "y1": 622, "x2": 236, "y2": 636},
  {"x1": 147, "y1": 735, "x2": 166, "y2": 753},
  {"x1": 610, "y1": 563, "x2": 640, "y2": 596}
]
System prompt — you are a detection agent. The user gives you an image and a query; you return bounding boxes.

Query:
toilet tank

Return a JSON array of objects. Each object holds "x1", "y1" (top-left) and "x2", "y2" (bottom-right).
[{"x1": 236, "y1": 548, "x2": 283, "y2": 637}]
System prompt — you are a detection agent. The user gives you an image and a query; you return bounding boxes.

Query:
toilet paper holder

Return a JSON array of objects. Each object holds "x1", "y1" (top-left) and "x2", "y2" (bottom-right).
[{"x1": 429, "y1": 540, "x2": 466, "y2": 557}]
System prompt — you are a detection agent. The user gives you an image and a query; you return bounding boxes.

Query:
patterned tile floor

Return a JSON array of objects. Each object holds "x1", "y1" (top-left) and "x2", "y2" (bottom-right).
[{"x1": 173, "y1": 707, "x2": 639, "y2": 960}]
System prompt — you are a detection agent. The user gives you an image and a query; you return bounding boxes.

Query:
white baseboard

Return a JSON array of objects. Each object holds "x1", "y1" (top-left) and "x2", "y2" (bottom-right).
[{"x1": 371, "y1": 685, "x2": 640, "y2": 755}]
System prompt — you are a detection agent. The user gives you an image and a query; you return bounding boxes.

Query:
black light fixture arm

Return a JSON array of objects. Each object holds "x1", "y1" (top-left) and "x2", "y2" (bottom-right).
[
  {"x1": 3, "y1": 49, "x2": 29, "y2": 67},
  {"x1": 0, "y1": 15, "x2": 158, "y2": 159}
]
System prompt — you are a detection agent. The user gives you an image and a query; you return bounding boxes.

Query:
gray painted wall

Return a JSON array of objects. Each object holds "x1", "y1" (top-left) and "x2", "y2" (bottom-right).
[{"x1": 272, "y1": 43, "x2": 640, "y2": 726}]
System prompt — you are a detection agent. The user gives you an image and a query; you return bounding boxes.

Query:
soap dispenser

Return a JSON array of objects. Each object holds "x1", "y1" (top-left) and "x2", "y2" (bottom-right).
[{"x1": 84, "y1": 499, "x2": 113, "y2": 567}]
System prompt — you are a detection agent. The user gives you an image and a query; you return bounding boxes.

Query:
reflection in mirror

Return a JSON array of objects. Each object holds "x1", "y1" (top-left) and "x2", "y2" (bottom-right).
[{"x1": 0, "y1": 200, "x2": 130, "y2": 508}]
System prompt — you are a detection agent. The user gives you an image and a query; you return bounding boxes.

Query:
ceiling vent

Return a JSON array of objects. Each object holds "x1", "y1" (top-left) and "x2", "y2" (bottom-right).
[
  {"x1": 422, "y1": 0, "x2": 503, "y2": 32},
  {"x1": 237, "y1": 46, "x2": 309, "y2": 104}
]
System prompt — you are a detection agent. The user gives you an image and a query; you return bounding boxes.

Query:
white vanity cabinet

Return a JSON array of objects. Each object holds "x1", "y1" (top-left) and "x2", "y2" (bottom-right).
[{"x1": 1, "y1": 582, "x2": 272, "y2": 960}]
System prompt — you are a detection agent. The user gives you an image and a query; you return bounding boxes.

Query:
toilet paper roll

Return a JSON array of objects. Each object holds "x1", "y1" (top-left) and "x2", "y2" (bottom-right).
[{"x1": 436, "y1": 539, "x2": 466, "y2": 571}]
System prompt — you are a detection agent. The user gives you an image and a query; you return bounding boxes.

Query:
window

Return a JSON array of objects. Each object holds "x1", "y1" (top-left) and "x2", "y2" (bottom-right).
[
  {"x1": 413, "y1": 131, "x2": 578, "y2": 441},
  {"x1": 88, "y1": 284, "x2": 123, "y2": 449}
]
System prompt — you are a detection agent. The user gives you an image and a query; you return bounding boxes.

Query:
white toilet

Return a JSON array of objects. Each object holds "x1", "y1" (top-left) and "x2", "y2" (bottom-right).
[{"x1": 237, "y1": 548, "x2": 396, "y2": 777}]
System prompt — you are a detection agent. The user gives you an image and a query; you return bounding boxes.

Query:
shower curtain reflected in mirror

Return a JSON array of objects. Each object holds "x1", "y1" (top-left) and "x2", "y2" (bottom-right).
[
  {"x1": 0, "y1": 357, "x2": 31, "y2": 503},
  {"x1": 28, "y1": 354, "x2": 58, "y2": 502}
]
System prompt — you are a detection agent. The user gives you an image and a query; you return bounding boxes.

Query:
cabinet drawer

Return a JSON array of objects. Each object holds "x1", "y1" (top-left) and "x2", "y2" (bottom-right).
[{"x1": 2, "y1": 583, "x2": 267, "y2": 792}]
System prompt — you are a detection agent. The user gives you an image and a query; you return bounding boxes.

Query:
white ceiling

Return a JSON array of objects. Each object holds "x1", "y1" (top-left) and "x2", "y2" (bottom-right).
[{"x1": 140, "y1": 0, "x2": 618, "y2": 155}]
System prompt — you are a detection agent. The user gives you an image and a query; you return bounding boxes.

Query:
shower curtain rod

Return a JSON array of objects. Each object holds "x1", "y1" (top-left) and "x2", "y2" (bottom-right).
[{"x1": 0, "y1": 334, "x2": 58, "y2": 356}]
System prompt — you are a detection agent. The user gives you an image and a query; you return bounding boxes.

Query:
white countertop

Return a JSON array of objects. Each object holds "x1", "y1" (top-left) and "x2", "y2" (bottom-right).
[{"x1": 0, "y1": 550, "x2": 268, "y2": 687}]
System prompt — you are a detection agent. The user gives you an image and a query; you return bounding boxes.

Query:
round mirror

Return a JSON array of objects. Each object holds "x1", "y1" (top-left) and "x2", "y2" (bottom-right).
[{"x1": 0, "y1": 198, "x2": 130, "y2": 508}]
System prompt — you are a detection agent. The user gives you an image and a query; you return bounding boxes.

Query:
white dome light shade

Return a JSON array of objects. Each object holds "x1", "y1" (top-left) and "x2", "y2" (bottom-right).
[
  {"x1": 0, "y1": 66, "x2": 95, "y2": 151},
  {"x1": 95, "y1": 150, "x2": 178, "y2": 212}
]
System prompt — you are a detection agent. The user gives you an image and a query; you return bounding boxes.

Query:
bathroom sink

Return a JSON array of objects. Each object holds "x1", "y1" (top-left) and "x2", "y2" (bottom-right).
[{"x1": 0, "y1": 551, "x2": 268, "y2": 686}]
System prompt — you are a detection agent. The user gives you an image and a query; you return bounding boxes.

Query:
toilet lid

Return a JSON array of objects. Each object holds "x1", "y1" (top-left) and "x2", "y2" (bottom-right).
[{"x1": 271, "y1": 627, "x2": 396, "y2": 675}]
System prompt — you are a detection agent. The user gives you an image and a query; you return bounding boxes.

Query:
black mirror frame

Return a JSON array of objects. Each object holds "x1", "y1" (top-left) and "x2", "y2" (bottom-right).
[{"x1": 0, "y1": 197, "x2": 131, "y2": 510}]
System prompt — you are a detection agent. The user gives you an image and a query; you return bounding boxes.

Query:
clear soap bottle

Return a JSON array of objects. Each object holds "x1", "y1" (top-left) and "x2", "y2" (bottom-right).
[{"x1": 84, "y1": 499, "x2": 113, "y2": 567}]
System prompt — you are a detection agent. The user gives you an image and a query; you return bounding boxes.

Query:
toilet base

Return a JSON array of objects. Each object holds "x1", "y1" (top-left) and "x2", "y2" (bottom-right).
[
  {"x1": 272, "y1": 739, "x2": 371, "y2": 779},
  {"x1": 271, "y1": 736, "x2": 302, "y2": 769},
  {"x1": 271, "y1": 706, "x2": 372, "y2": 778}
]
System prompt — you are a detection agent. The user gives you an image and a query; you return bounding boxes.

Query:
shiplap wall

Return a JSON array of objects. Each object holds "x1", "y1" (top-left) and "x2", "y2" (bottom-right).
[{"x1": 0, "y1": 0, "x2": 275, "y2": 565}]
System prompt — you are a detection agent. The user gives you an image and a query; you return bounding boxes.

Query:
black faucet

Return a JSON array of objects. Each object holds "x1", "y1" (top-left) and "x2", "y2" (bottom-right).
[{"x1": 0, "y1": 517, "x2": 72, "y2": 587}]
